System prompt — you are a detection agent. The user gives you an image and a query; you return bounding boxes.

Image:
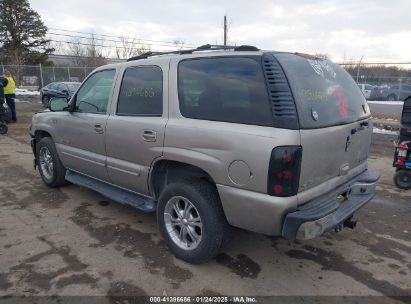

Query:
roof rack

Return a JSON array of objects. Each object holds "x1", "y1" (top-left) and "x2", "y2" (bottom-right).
[{"x1": 127, "y1": 44, "x2": 260, "y2": 62}]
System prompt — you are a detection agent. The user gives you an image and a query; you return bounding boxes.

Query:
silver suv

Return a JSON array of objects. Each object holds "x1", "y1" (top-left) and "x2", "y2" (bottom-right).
[{"x1": 30, "y1": 45, "x2": 379, "y2": 264}]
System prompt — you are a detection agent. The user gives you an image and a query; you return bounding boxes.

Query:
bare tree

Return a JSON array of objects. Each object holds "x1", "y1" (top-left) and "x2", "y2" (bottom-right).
[
  {"x1": 67, "y1": 38, "x2": 86, "y2": 66},
  {"x1": 85, "y1": 33, "x2": 106, "y2": 66},
  {"x1": 173, "y1": 40, "x2": 185, "y2": 50},
  {"x1": 66, "y1": 34, "x2": 107, "y2": 67},
  {"x1": 115, "y1": 37, "x2": 151, "y2": 60}
]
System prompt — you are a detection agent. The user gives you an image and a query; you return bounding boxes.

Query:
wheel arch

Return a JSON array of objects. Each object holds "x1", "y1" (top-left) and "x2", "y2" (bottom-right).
[
  {"x1": 149, "y1": 159, "x2": 218, "y2": 200},
  {"x1": 34, "y1": 130, "x2": 52, "y2": 140}
]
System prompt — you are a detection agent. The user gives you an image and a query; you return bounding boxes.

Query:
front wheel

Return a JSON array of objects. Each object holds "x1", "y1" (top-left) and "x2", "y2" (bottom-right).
[
  {"x1": 36, "y1": 137, "x2": 67, "y2": 187},
  {"x1": 394, "y1": 170, "x2": 411, "y2": 190},
  {"x1": 157, "y1": 181, "x2": 229, "y2": 264}
]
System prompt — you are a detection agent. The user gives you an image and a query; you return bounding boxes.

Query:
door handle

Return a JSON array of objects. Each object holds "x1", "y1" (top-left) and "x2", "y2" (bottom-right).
[
  {"x1": 94, "y1": 123, "x2": 104, "y2": 134},
  {"x1": 142, "y1": 130, "x2": 157, "y2": 142}
]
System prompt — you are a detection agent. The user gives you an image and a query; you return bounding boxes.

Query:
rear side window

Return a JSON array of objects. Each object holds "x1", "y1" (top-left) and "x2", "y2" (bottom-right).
[
  {"x1": 275, "y1": 53, "x2": 370, "y2": 128},
  {"x1": 178, "y1": 57, "x2": 273, "y2": 126},
  {"x1": 117, "y1": 66, "x2": 163, "y2": 116}
]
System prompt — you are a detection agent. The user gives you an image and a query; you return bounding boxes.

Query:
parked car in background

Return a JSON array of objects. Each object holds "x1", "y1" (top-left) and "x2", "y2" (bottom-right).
[
  {"x1": 357, "y1": 83, "x2": 375, "y2": 99},
  {"x1": 369, "y1": 85, "x2": 390, "y2": 101},
  {"x1": 40, "y1": 82, "x2": 81, "y2": 106},
  {"x1": 384, "y1": 84, "x2": 411, "y2": 101}
]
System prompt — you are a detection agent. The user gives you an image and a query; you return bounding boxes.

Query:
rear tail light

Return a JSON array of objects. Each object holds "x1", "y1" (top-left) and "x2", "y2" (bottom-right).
[{"x1": 268, "y1": 146, "x2": 302, "y2": 197}]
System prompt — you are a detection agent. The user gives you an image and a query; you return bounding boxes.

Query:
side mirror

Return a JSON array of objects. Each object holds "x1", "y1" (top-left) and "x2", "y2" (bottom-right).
[
  {"x1": 61, "y1": 89, "x2": 69, "y2": 95},
  {"x1": 49, "y1": 97, "x2": 69, "y2": 112}
]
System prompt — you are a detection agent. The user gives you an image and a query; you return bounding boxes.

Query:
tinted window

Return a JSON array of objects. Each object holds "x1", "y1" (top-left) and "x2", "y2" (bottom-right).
[
  {"x1": 275, "y1": 53, "x2": 370, "y2": 128},
  {"x1": 76, "y1": 70, "x2": 116, "y2": 114},
  {"x1": 178, "y1": 57, "x2": 273, "y2": 126},
  {"x1": 117, "y1": 66, "x2": 163, "y2": 116}
]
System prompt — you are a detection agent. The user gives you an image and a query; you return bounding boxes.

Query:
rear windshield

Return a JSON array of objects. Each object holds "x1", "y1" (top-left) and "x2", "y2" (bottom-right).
[
  {"x1": 67, "y1": 83, "x2": 80, "y2": 92},
  {"x1": 275, "y1": 53, "x2": 371, "y2": 128}
]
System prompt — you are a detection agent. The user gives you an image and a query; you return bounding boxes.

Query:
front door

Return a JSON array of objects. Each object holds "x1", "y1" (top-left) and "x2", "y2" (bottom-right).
[
  {"x1": 57, "y1": 69, "x2": 117, "y2": 181},
  {"x1": 105, "y1": 63, "x2": 168, "y2": 195}
]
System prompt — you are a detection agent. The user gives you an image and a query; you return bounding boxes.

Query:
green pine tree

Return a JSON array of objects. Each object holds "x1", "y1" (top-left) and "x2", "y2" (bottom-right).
[{"x1": 0, "y1": 0, "x2": 53, "y2": 65}]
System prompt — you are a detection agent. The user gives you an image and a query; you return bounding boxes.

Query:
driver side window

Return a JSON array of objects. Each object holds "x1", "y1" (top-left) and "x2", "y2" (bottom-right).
[{"x1": 76, "y1": 69, "x2": 116, "y2": 114}]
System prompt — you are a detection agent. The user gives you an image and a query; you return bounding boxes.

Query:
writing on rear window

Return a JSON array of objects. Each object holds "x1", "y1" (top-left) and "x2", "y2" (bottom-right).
[
  {"x1": 307, "y1": 59, "x2": 336, "y2": 79},
  {"x1": 298, "y1": 89, "x2": 328, "y2": 102}
]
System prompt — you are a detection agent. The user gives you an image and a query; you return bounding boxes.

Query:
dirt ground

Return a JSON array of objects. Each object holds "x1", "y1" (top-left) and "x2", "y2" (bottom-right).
[{"x1": 0, "y1": 99, "x2": 410, "y2": 303}]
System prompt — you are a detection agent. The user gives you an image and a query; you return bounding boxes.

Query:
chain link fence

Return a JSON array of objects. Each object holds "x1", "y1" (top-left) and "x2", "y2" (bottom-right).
[
  {"x1": 0, "y1": 64, "x2": 98, "y2": 90},
  {"x1": 1, "y1": 62, "x2": 411, "y2": 101},
  {"x1": 341, "y1": 62, "x2": 411, "y2": 101}
]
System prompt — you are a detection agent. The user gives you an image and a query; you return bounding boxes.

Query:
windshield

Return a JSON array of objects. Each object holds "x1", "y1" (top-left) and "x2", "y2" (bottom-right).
[{"x1": 275, "y1": 53, "x2": 371, "y2": 129}]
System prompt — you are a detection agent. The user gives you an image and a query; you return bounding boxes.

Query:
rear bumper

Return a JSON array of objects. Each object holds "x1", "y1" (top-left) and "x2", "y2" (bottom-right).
[{"x1": 282, "y1": 170, "x2": 380, "y2": 240}]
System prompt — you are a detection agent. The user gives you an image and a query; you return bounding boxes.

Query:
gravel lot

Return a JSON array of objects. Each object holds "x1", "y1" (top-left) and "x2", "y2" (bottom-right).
[{"x1": 0, "y1": 99, "x2": 410, "y2": 303}]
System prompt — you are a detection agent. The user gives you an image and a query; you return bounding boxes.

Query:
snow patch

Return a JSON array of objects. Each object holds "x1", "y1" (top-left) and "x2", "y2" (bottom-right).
[
  {"x1": 15, "y1": 88, "x2": 40, "y2": 96},
  {"x1": 373, "y1": 127, "x2": 398, "y2": 135},
  {"x1": 368, "y1": 101, "x2": 404, "y2": 105}
]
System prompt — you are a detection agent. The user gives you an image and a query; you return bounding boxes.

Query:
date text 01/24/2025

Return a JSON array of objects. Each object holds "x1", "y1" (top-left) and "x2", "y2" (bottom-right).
[{"x1": 149, "y1": 296, "x2": 258, "y2": 303}]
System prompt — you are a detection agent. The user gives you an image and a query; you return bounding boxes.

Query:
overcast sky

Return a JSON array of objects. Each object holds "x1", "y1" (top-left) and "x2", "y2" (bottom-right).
[{"x1": 30, "y1": 0, "x2": 411, "y2": 62}]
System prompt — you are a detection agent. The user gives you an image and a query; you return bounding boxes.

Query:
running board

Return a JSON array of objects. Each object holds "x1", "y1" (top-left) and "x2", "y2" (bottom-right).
[{"x1": 65, "y1": 170, "x2": 156, "y2": 213}]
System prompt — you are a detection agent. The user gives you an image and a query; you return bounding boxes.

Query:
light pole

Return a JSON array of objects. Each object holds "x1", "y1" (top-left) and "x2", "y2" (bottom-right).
[{"x1": 356, "y1": 56, "x2": 364, "y2": 83}]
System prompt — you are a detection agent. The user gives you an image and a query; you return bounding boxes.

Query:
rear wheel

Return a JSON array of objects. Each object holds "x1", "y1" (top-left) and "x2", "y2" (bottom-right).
[
  {"x1": 42, "y1": 95, "x2": 50, "y2": 107},
  {"x1": 0, "y1": 123, "x2": 8, "y2": 135},
  {"x1": 36, "y1": 137, "x2": 67, "y2": 187},
  {"x1": 394, "y1": 170, "x2": 411, "y2": 190},
  {"x1": 157, "y1": 180, "x2": 229, "y2": 264}
]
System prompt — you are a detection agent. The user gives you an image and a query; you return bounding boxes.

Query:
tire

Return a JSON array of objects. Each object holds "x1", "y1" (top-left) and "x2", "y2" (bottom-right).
[
  {"x1": 387, "y1": 94, "x2": 397, "y2": 101},
  {"x1": 36, "y1": 137, "x2": 67, "y2": 187},
  {"x1": 0, "y1": 123, "x2": 8, "y2": 135},
  {"x1": 42, "y1": 95, "x2": 50, "y2": 107},
  {"x1": 394, "y1": 170, "x2": 411, "y2": 190},
  {"x1": 157, "y1": 180, "x2": 229, "y2": 264}
]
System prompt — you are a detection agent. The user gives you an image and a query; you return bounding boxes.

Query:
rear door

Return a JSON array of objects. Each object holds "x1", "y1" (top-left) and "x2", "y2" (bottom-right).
[
  {"x1": 105, "y1": 60, "x2": 168, "y2": 195},
  {"x1": 274, "y1": 53, "x2": 372, "y2": 195}
]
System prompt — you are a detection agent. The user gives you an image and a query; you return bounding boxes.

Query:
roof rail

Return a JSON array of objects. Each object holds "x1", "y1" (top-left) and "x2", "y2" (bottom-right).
[{"x1": 127, "y1": 44, "x2": 259, "y2": 62}]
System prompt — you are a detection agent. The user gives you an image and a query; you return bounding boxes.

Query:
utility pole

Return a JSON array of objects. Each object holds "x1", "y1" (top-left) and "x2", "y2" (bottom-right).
[{"x1": 223, "y1": 15, "x2": 227, "y2": 46}]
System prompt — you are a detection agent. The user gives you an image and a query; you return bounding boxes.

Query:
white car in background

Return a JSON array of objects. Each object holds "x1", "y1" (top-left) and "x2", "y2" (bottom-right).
[{"x1": 358, "y1": 83, "x2": 375, "y2": 100}]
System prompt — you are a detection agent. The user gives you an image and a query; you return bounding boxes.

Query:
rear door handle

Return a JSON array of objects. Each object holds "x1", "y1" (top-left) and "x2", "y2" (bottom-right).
[
  {"x1": 94, "y1": 123, "x2": 104, "y2": 134},
  {"x1": 142, "y1": 130, "x2": 157, "y2": 142}
]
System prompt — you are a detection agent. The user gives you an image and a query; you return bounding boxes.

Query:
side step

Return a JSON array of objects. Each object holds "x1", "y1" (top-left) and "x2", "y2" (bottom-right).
[{"x1": 65, "y1": 170, "x2": 156, "y2": 213}]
